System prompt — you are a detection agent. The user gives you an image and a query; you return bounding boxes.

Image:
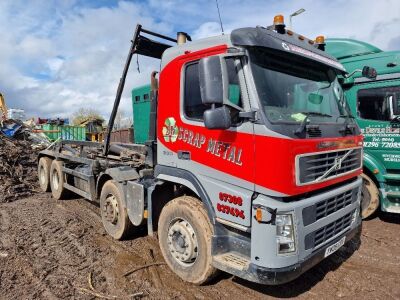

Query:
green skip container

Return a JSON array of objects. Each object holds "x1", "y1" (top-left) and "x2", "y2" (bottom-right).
[{"x1": 41, "y1": 124, "x2": 86, "y2": 141}]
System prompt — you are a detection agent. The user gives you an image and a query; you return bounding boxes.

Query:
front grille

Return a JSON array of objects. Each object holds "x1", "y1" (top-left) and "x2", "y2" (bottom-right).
[
  {"x1": 297, "y1": 148, "x2": 362, "y2": 185},
  {"x1": 302, "y1": 189, "x2": 356, "y2": 226},
  {"x1": 304, "y1": 210, "x2": 354, "y2": 250}
]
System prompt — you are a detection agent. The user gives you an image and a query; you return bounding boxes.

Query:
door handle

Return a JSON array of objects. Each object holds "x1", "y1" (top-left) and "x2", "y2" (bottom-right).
[{"x1": 178, "y1": 151, "x2": 191, "y2": 160}]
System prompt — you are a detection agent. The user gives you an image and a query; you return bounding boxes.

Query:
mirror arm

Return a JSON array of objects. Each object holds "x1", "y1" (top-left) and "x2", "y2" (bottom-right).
[
  {"x1": 239, "y1": 110, "x2": 258, "y2": 122},
  {"x1": 344, "y1": 69, "x2": 362, "y2": 79}
]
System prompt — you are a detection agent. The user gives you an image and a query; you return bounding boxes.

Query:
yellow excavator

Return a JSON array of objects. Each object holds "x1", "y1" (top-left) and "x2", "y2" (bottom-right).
[{"x1": 0, "y1": 93, "x2": 7, "y2": 121}]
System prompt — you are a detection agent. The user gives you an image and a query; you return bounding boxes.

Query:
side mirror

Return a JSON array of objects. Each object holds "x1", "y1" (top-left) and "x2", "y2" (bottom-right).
[
  {"x1": 204, "y1": 106, "x2": 231, "y2": 129},
  {"x1": 199, "y1": 56, "x2": 223, "y2": 105},
  {"x1": 362, "y1": 66, "x2": 377, "y2": 79}
]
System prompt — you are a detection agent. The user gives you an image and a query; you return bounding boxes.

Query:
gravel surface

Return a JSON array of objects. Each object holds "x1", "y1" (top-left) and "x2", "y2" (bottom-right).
[{"x1": 0, "y1": 193, "x2": 399, "y2": 299}]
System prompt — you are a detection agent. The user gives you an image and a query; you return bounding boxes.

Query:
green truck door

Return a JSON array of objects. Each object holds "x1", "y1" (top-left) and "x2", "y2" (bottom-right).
[{"x1": 347, "y1": 80, "x2": 400, "y2": 212}]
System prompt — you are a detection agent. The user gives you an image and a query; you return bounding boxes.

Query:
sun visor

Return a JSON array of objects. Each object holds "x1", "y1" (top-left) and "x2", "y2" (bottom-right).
[{"x1": 231, "y1": 27, "x2": 346, "y2": 72}]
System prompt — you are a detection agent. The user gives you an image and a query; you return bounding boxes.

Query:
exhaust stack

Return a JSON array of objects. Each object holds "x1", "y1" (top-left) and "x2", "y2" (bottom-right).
[{"x1": 177, "y1": 32, "x2": 192, "y2": 45}]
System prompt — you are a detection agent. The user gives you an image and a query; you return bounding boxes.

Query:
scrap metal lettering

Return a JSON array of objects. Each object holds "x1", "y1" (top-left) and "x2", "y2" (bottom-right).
[{"x1": 163, "y1": 118, "x2": 244, "y2": 166}]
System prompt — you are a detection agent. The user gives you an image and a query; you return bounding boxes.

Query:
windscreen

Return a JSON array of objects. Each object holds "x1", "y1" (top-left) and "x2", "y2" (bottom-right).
[{"x1": 249, "y1": 47, "x2": 350, "y2": 124}]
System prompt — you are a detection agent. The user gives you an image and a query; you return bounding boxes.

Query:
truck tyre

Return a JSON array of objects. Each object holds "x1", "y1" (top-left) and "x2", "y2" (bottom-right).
[
  {"x1": 38, "y1": 157, "x2": 52, "y2": 192},
  {"x1": 100, "y1": 180, "x2": 133, "y2": 240},
  {"x1": 158, "y1": 196, "x2": 218, "y2": 285},
  {"x1": 50, "y1": 160, "x2": 69, "y2": 200},
  {"x1": 360, "y1": 173, "x2": 380, "y2": 219}
]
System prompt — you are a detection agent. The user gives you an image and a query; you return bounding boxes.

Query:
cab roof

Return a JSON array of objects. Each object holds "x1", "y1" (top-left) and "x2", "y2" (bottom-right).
[
  {"x1": 325, "y1": 38, "x2": 382, "y2": 60},
  {"x1": 326, "y1": 38, "x2": 400, "y2": 78}
]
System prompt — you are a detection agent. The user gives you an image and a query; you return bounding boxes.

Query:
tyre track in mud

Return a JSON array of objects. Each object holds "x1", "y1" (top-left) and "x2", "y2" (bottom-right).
[{"x1": 0, "y1": 193, "x2": 399, "y2": 299}]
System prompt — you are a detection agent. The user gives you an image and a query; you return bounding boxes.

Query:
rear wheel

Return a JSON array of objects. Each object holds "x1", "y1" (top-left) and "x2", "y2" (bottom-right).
[
  {"x1": 50, "y1": 160, "x2": 69, "y2": 200},
  {"x1": 38, "y1": 157, "x2": 52, "y2": 192},
  {"x1": 158, "y1": 196, "x2": 218, "y2": 285},
  {"x1": 100, "y1": 180, "x2": 133, "y2": 240},
  {"x1": 360, "y1": 173, "x2": 380, "y2": 219}
]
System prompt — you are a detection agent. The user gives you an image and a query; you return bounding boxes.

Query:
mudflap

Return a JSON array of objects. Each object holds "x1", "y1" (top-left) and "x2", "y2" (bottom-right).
[{"x1": 125, "y1": 181, "x2": 145, "y2": 226}]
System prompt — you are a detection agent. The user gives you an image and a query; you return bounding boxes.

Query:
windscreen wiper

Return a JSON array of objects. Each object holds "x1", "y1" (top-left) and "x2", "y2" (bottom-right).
[
  {"x1": 295, "y1": 112, "x2": 332, "y2": 136},
  {"x1": 338, "y1": 114, "x2": 356, "y2": 135}
]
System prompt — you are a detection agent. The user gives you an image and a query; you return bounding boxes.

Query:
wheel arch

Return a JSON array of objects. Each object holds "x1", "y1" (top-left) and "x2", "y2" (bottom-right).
[
  {"x1": 363, "y1": 153, "x2": 385, "y2": 184},
  {"x1": 154, "y1": 165, "x2": 216, "y2": 223},
  {"x1": 96, "y1": 173, "x2": 113, "y2": 200}
]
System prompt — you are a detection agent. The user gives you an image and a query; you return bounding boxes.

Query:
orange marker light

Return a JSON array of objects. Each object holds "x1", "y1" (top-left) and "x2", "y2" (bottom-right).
[
  {"x1": 273, "y1": 15, "x2": 285, "y2": 25},
  {"x1": 373, "y1": 168, "x2": 380, "y2": 174},
  {"x1": 255, "y1": 208, "x2": 263, "y2": 222},
  {"x1": 315, "y1": 35, "x2": 325, "y2": 44}
]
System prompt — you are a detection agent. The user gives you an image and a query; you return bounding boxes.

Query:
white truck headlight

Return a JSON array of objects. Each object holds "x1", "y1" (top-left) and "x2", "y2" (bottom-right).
[{"x1": 276, "y1": 214, "x2": 296, "y2": 254}]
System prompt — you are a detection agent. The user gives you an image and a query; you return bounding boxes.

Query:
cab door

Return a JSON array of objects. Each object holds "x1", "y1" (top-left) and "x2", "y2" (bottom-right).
[
  {"x1": 347, "y1": 80, "x2": 400, "y2": 171},
  {"x1": 157, "y1": 53, "x2": 256, "y2": 228}
]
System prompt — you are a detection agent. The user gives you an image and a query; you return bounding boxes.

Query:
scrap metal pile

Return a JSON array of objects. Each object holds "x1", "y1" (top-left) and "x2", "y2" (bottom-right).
[{"x1": 0, "y1": 120, "x2": 50, "y2": 203}]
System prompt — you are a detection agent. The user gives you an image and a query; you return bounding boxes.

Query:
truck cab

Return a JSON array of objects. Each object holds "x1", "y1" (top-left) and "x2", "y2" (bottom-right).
[
  {"x1": 38, "y1": 17, "x2": 363, "y2": 286},
  {"x1": 326, "y1": 39, "x2": 400, "y2": 216}
]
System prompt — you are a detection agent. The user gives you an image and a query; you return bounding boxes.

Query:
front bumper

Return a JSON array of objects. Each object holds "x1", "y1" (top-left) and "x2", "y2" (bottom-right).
[
  {"x1": 247, "y1": 222, "x2": 361, "y2": 285},
  {"x1": 212, "y1": 177, "x2": 362, "y2": 285}
]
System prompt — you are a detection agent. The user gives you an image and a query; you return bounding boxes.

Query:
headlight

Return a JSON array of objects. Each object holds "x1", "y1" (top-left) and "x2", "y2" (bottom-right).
[{"x1": 276, "y1": 214, "x2": 296, "y2": 254}]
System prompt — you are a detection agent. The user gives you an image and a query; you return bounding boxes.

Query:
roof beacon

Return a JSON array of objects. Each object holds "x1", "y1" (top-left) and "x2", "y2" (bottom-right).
[
  {"x1": 273, "y1": 15, "x2": 286, "y2": 34},
  {"x1": 315, "y1": 35, "x2": 326, "y2": 51}
]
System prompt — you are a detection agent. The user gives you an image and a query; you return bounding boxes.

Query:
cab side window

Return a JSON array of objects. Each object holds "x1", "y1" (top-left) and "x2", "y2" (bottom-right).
[
  {"x1": 226, "y1": 58, "x2": 243, "y2": 107},
  {"x1": 184, "y1": 58, "x2": 243, "y2": 121},
  {"x1": 358, "y1": 87, "x2": 400, "y2": 121},
  {"x1": 184, "y1": 62, "x2": 209, "y2": 120}
]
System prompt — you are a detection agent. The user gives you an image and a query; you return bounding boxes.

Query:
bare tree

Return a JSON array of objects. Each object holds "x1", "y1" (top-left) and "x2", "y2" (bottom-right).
[{"x1": 71, "y1": 108, "x2": 105, "y2": 126}]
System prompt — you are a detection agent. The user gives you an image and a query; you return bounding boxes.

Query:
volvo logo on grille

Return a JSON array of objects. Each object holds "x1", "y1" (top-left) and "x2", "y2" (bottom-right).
[
  {"x1": 314, "y1": 149, "x2": 354, "y2": 182},
  {"x1": 333, "y1": 157, "x2": 343, "y2": 170}
]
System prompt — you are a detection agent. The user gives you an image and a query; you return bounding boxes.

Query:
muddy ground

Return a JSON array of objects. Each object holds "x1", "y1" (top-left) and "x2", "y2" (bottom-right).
[{"x1": 0, "y1": 193, "x2": 399, "y2": 300}]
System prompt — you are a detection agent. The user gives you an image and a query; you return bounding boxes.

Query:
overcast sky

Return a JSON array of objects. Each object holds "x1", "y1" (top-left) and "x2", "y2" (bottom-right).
[{"x1": 1, "y1": 0, "x2": 399, "y2": 119}]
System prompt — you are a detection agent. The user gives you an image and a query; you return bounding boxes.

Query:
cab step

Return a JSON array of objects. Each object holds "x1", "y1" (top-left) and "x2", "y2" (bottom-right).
[
  {"x1": 383, "y1": 174, "x2": 400, "y2": 181},
  {"x1": 213, "y1": 252, "x2": 250, "y2": 271},
  {"x1": 387, "y1": 191, "x2": 400, "y2": 199}
]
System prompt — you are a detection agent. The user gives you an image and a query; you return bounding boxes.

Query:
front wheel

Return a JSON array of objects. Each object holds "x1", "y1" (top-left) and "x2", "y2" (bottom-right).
[
  {"x1": 360, "y1": 173, "x2": 380, "y2": 219},
  {"x1": 158, "y1": 196, "x2": 218, "y2": 285}
]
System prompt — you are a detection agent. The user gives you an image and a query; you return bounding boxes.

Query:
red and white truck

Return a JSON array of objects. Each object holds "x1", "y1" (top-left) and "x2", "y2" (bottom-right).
[{"x1": 38, "y1": 16, "x2": 365, "y2": 285}]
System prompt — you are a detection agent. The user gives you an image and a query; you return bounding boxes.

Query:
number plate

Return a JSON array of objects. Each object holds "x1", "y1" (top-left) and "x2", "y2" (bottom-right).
[{"x1": 324, "y1": 236, "x2": 346, "y2": 258}]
